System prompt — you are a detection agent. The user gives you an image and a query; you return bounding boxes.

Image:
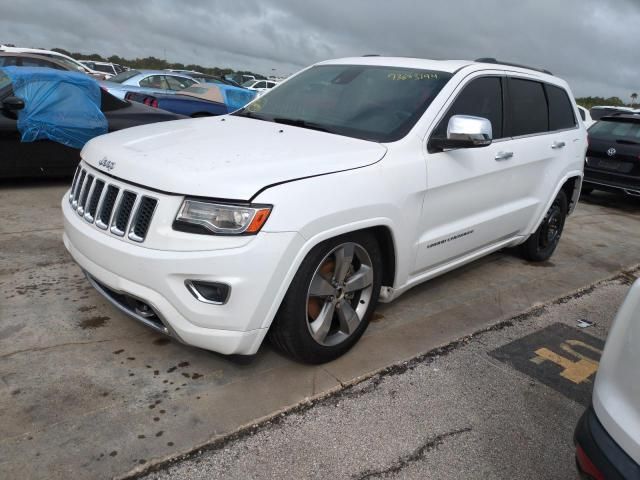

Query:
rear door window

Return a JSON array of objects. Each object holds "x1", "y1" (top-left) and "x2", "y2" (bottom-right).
[
  {"x1": 508, "y1": 78, "x2": 549, "y2": 136},
  {"x1": 140, "y1": 75, "x2": 169, "y2": 90},
  {"x1": 165, "y1": 76, "x2": 196, "y2": 91},
  {"x1": 0, "y1": 56, "x2": 19, "y2": 66},
  {"x1": 433, "y1": 76, "x2": 504, "y2": 139},
  {"x1": 546, "y1": 84, "x2": 576, "y2": 130}
]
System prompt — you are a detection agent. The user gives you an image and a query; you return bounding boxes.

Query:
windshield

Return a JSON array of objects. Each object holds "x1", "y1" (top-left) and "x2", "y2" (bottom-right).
[
  {"x1": 242, "y1": 79, "x2": 259, "y2": 87},
  {"x1": 109, "y1": 70, "x2": 140, "y2": 83},
  {"x1": 234, "y1": 64, "x2": 452, "y2": 142},
  {"x1": 589, "y1": 119, "x2": 640, "y2": 141}
]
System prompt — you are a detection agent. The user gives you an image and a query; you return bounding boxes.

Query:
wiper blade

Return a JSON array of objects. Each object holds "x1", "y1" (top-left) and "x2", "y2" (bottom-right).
[
  {"x1": 272, "y1": 117, "x2": 336, "y2": 134},
  {"x1": 616, "y1": 139, "x2": 640, "y2": 145}
]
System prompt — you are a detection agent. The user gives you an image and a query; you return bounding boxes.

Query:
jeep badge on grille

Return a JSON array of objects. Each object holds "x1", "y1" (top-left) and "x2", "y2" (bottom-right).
[{"x1": 98, "y1": 157, "x2": 115, "y2": 171}]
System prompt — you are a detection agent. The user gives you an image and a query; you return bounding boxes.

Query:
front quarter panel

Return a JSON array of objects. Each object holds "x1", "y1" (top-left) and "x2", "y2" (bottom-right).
[{"x1": 253, "y1": 137, "x2": 428, "y2": 329}]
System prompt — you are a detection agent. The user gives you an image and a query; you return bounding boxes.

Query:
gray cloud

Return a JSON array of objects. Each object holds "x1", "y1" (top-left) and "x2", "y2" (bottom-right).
[{"x1": 2, "y1": 0, "x2": 639, "y2": 98}]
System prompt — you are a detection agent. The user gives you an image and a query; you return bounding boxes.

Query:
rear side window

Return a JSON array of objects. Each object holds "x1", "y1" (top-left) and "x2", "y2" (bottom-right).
[
  {"x1": 508, "y1": 78, "x2": 548, "y2": 136},
  {"x1": 21, "y1": 58, "x2": 64, "y2": 69},
  {"x1": 578, "y1": 107, "x2": 586, "y2": 121},
  {"x1": 434, "y1": 76, "x2": 503, "y2": 139},
  {"x1": 0, "y1": 56, "x2": 18, "y2": 66},
  {"x1": 546, "y1": 85, "x2": 576, "y2": 130}
]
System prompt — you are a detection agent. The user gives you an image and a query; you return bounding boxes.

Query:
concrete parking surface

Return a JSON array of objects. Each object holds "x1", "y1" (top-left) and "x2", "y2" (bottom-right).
[
  {"x1": 1, "y1": 181, "x2": 639, "y2": 479},
  {"x1": 142, "y1": 272, "x2": 637, "y2": 480}
]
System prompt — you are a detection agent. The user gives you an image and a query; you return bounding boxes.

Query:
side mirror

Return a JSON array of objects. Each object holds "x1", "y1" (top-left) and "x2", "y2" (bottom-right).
[
  {"x1": 2, "y1": 96, "x2": 25, "y2": 112},
  {"x1": 430, "y1": 115, "x2": 492, "y2": 151}
]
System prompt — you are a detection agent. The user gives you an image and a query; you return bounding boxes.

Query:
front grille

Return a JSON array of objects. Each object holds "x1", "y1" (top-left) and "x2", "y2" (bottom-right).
[
  {"x1": 111, "y1": 191, "x2": 137, "y2": 236},
  {"x1": 69, "y1": 165, "x2": 157, "y2": 243},
  {"x1": 130, "y1": 196, "x2": 158, "y2": 242},
  {"x1": 77, "y1": 174, "x2": 94, "y2": 216},
  {"x1": 84, "y1": 180, "x2": 105, "y2": 222}
]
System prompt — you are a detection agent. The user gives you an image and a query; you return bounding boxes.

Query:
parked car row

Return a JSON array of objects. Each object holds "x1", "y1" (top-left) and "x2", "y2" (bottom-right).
[{"x1": 0, "y1": 67, "x2": 184, "y2": 178}]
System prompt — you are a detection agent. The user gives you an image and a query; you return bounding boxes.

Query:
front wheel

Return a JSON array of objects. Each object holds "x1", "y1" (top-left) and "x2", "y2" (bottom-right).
[
  {"x1": 269, "y1": 232, "x2": 383, "y2": 364},
  {"x1": 521, "y1": 190, "x2": 568, "y2": 262}
]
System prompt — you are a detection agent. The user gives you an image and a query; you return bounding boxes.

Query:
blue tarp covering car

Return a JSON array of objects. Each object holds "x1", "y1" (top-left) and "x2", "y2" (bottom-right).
[{"x1": 2, "y1": 66, "x2": 108, "y2": 148}]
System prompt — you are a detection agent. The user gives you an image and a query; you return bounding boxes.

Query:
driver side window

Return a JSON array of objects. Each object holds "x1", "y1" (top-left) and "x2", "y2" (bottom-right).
[{"x1": 434, "y1": 76, "x2": 504, "y2": 139}]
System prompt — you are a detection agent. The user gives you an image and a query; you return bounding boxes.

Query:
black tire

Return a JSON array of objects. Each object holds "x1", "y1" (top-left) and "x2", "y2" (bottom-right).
[
  {"x1": 269, "y1": 232, "x2": 383, "y2": 364},
  {"x1": 521, "y1": 190, "x2": 568, "y2": 262},
  {"x1": 581, "y1": 186, "x2": 594, "y2": 195}
]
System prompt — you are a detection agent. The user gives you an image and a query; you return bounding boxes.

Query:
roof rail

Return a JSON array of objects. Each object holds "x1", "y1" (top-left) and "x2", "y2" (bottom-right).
[
  {"x1": 362, "y1": 54, "x2": 380, "y2": 57},
  {"x1": 474, "y1": 57, "x2": 553, "y2": 75}
]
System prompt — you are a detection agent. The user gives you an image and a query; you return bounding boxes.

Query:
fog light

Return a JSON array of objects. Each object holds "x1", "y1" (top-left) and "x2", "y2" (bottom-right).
[{"x1": 185, "y1": 280, "x2": 230, "y2": 305}]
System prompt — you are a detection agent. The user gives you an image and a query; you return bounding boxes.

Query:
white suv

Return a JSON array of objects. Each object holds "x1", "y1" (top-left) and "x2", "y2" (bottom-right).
[{"x1": 62, "y1": 57, "x2": 587, "y2": 363}]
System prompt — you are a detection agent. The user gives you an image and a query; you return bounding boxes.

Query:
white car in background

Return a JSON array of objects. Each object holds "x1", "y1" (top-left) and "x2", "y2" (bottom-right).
[
  {"x1": 0, "y1": 46, "x2": 108, "y2": 79},
  {"x1": 242, "y1": 78, "x2": 278, "y2": 94},
  {"x1": 62, "y1": 56, "x2": 586, "y2": 363},
  {"x1": 574, "y1": 278, "x2": 640, "y2": 479},
  {"x1": 577, "y1": 105, "x2": 595, "y2": 129},
  {"x1": 80, "y1": 60, "x2": 125, "y2": 78}
]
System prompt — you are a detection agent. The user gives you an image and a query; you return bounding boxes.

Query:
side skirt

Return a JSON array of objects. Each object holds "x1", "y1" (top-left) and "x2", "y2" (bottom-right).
[{"x1": 378, "y1": 234, "x2": 524, "y2": 303}]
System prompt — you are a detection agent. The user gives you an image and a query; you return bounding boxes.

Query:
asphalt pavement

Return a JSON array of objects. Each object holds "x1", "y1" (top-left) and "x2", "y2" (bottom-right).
[
  {"x1": 140, "y1": 271, "x2": 638, "y2": 480},
  {"x1": 1, "y1": 182, "x2": 639, "y2": 479}
]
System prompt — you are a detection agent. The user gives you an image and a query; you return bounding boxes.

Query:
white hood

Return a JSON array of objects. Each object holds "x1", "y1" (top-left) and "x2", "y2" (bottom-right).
[{"x1": 81, "y1": 116, "x2": 387, "y2": 200}]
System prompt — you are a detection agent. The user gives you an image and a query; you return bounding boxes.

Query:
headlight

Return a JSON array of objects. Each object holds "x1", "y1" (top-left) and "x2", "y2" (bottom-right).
[{"x1": 175, "y1": 199, "x2": 271, "y2": 235}]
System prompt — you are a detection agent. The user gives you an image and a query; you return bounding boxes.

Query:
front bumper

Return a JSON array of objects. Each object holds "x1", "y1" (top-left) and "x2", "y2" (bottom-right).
[
  {"x1": 574, "y1": 405, "x2": 640, "y2": 479},
  {"x1": 63, "y1": 195, "x2": 304, "y2": 355}
]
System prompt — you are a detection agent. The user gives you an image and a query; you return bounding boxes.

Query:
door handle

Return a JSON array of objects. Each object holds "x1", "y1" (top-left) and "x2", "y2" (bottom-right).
[
  {"x1": 551, "y1": 141, "x2": 566, "y2": 149},
  {"x1": 494, "y1": 151, "x2": 514, "y2": 161}
]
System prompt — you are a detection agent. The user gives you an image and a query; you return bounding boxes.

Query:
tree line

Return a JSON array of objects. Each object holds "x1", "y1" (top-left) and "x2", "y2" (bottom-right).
[
  {"x1": 50, "y1": 47, "x2": 267, "y2": 80},
  {"x1": 575, "y1": 96, "x2": 637, "y2": 110}
]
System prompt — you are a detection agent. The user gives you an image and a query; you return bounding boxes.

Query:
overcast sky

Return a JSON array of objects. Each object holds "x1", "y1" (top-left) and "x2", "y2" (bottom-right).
[{"x1": 2, "y1": 0, "x2": 638, "y2": 99}]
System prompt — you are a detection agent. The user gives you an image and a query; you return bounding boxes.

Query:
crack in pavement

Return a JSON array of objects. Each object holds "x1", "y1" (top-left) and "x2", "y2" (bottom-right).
[
  {"x1": 352, "y1": 427, "x2": 473, "y2": 479},
  {"x1": 0, "y1": 336, "x2": 134, "y2": 359}
]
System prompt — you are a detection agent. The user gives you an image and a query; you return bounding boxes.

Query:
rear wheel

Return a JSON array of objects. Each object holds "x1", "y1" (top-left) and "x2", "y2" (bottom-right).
[
  {"x1": 521, "y1": 190, "x2": 568, "y2": 262},
  {"x1": 269, "y1": 232, "x2": 382, "y2": 364}
]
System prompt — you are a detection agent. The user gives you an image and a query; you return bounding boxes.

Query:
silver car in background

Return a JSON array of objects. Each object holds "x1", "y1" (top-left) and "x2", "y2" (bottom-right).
[{"x1": 100, "y1": 69, "x2": 198, "y2": 99}]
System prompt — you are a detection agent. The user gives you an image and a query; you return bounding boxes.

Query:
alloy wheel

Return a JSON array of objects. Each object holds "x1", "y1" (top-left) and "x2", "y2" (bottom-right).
[{"x1": 305, "y1": 242, "x2": 374, "y2": 346}]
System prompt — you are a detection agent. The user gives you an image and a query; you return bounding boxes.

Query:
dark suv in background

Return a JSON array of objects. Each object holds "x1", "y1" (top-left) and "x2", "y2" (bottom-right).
[{"x1": 583, "y1": 113, "x2": 640, "y2": 197}]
